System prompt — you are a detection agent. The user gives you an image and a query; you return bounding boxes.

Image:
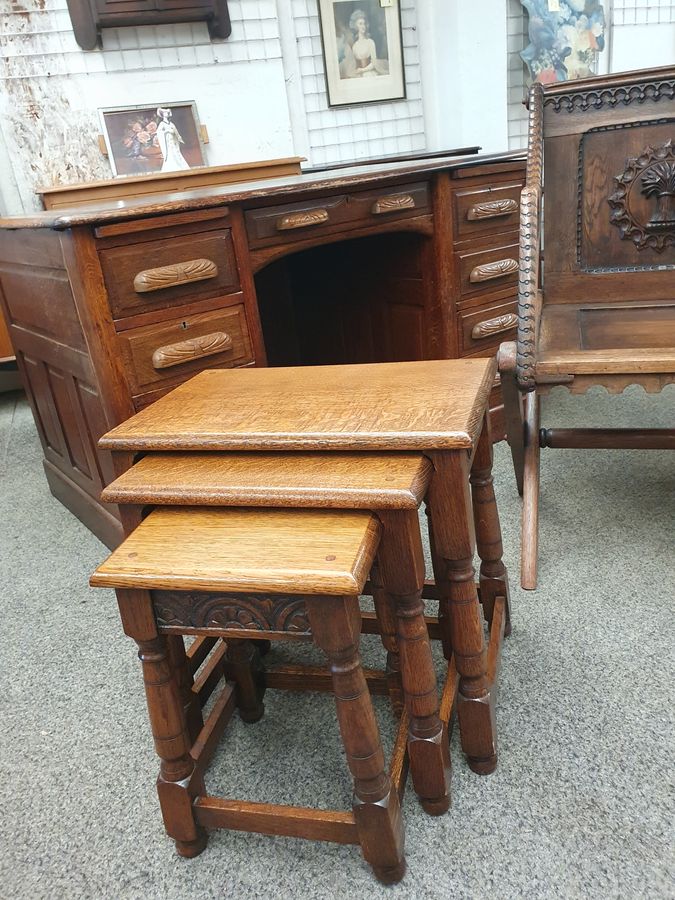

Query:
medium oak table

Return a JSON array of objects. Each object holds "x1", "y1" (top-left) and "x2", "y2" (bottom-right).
[{"x1": 100, "y1": 357, "x2": 511, "y2": 773}]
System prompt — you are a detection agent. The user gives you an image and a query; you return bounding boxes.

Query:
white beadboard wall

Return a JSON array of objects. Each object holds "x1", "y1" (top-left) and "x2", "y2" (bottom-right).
[
  {"x1": 612, "y1": 0, "x2": 675, "y2": 24},
  {"x1": 292, "y1": 0, "x2": 425, "y2": 167},
  {"x1": 1, "y1": 0, "x2": 672, "y2": 215},
  {"x1": 611, "y1": 0, "x2": 675, "y2": 69},
  {"x1": 0, "y1": 0, "x2": 294, "y2": 213},
  {"x1": 507, "y1": 1, "x2": 675, "y2": 151},
  {"x1": 0, "y1": 0, "x2": 426, "y2": 213},
  {"x1": 507, "y1": 0, "x2": 528, "y2": 151}
]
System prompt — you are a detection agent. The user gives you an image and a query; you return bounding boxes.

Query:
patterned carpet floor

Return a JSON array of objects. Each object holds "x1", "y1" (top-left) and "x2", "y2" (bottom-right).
[{"x1": 0, "y1": 384, "x2": 673, "y2": 900}]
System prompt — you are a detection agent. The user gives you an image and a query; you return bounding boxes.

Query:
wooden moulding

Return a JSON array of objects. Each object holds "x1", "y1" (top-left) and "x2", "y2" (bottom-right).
[
  {"x1": 193, "y1": 797, "x2": 358, "y2": 844},
  {"x1": 440, "y1": 655, "x2": 458, "y2": 718},
  {"x1": 263, "y1": 662, "x2": 389, "y2": 696},
  {"x1": 487, "y1": 596, "x2": 507, "y2": 689},
  {"x1": 389, "y1": 708, "x2": 411, "y2": 804},
  {"x1": 192, "y1": 707, "x2": 411, "y2": 844},
  {"x1": 192, "y1": 640, "x2": 228, "y2": 708},
  {"x1": 539, "y1": 427, "x2": 675, "y2": 450},
  {"x1": 191, "y1": 681, "x2": 236, "y2": 777},
  {"x1": 186, "y1": 636, "x2": 218, "y2": 674},
  {"x1": 37, "y1": 158, "x2": 305, "y2": 210}
]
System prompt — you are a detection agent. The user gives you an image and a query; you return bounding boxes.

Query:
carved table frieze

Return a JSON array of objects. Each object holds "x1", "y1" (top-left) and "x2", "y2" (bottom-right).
[{"x1": 152, "y1": 590, "x2": 312, "y2": 639}]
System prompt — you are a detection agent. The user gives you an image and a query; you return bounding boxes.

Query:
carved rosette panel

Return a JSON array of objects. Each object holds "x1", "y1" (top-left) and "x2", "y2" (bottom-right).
[
  {"x1": 608, "y1": 140, "x2": 675, "y2": 253},
  {"x1": 152, "y1": 591, "x2": 311, "y2": 636}
]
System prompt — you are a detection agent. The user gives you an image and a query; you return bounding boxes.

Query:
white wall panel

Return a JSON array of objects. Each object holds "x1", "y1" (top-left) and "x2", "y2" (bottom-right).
[{"x1": 0, "y1": 0, "x2": 292, "y2": 213}]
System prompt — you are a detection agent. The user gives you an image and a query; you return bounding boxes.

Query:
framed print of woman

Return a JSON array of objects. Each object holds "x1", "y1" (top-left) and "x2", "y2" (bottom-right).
[
  {"x1": 339, "y1": 9, "x2": 390, "y2": 78},
  {"x1": 319, "y1": 0, "x2": 406, "y2": 107}
]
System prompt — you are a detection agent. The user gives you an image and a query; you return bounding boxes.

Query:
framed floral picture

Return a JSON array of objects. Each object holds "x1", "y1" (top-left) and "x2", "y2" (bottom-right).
[
  {"x1": 99, "y1": 102, "x2": 206, "y2": 178},
  {"x1": 318, "y1": 0, "x2": 406, "y2": 107},
  {"x1": 520, "y1": 0, "x2": 607, "y2": 84}
]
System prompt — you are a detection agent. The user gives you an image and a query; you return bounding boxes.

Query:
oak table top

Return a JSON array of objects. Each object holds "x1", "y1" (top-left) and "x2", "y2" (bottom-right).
[
  {"x1": 102, "y1": 451, "x2": 432, "y2": 509},
  {"x1": 99, "y1": 359, "x2": 497, "y2": 453},
  {"x1": 90, "y1": 506, "x2": 381, "y2": 595}
]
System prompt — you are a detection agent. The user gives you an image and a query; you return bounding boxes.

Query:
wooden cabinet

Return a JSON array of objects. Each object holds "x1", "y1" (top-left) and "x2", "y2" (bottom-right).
[
  {"x1": 0, "y1": 152, "x2": 525, "y2": 546},
  {"x1": 65, "y1": 0, "x2": 231, "y2": 50}
]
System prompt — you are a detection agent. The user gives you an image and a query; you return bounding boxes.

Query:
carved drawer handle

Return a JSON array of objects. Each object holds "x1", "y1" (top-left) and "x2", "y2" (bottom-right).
[
  {"x1": 470, "y1": 257, "x2": 519, "y2": 283},
  {"x1": 471, "y1": 313, "x2": 518, "y2": 340},
  {"x1": 276, "y1": 209, "x2": 329, "y2": 231},
  {"x1": 371, "y1": 193, "x2": 416, "y2": 215},
  {"x1": 134, "y1": 258, "x2": 218, "y2": 294},
  {"x1": 151, "y1": 331, "x2": 233, "y2": 370},
  {"x1": 466, "y1": 198, "x2": 518, "y2": 221}
]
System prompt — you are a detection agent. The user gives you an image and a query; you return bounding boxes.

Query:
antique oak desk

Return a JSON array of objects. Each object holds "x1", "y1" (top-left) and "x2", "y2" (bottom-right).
[{"x1": 0, "y1": 150, "x2": 525, "y2": 546}]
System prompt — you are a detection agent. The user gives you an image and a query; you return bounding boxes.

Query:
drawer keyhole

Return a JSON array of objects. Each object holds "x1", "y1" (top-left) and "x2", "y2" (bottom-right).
[{"x1": 180, "y1": 321, "x2": 189, "y2": 330}]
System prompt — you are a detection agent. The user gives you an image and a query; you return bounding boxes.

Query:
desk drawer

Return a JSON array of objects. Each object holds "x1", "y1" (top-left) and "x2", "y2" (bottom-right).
[
  {"x1": 455, "y1": 239, "x2": 519, "y2": 300},
  {"x1": 453, "y1": 182, "x2": 523, "y2": 242},
  {"x1": 100, "y1": 229, "x2": 240, "y2": 319},
  {"x1": 118, "y1": 301, "x2": 253, "y2": 396},
  {"x1": 459, "y1": 297, "x2": 518, "y2": 355},
  {"x1": 245, "y1": 182, "x2": 430, "y2": 247}
]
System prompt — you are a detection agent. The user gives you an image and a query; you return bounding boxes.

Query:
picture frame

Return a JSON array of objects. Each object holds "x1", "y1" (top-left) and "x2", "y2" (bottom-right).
[
  {"x1": 98, "y1": 101, "x2": 207, "y2": 178},
  {"x1": 519, "y1": 0, "x2": 607, "y2": 84},
  {"x1": 318, "y1": 1, "x2": 406, "y2": 108}
]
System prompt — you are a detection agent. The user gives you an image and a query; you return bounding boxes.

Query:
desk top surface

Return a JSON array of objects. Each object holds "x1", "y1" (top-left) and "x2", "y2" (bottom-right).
[
  {"x1": 0, "y1": 150, "x2": 525, "y2": 231},
  {"x1": 99, "y1": 358, "x2": 496, "y2": 452}
]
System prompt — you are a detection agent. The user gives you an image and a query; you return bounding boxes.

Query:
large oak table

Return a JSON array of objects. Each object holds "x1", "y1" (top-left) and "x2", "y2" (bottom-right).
[{"x1": 100, "y1": 357, "x2": 510, "y2": 774}]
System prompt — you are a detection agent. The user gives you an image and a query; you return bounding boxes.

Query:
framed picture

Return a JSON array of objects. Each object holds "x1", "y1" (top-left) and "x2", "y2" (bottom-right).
[
  {"x1": 520, "y1": 0, "x2": 607, "y2": 84},
  {"x1": 318, "y1": 1, "x2": 406, "y2": 107},
  {"x1": 99, "y1": 102, "x2": 206, "y2": 178}
]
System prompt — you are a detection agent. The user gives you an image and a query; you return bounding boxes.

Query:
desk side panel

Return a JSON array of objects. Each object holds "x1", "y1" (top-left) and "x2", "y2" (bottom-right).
[{"x1": 0, "y1": 227, "x2": 123, "y2": 546}]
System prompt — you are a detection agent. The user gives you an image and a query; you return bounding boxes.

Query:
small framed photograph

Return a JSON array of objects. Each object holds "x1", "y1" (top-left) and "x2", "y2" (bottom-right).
[
  {"x1": 318, "y1": 1, "x2": 406, "y2": 107},
  {"x1": 99, "y1": 102, "x2": 206, "y2": 178}
]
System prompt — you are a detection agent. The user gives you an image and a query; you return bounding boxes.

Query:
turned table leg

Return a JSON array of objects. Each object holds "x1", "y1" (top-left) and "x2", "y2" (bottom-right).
[
  {"x1": 114, "y1": 589, "x2": 206, "y2": 857},
  {"x1": 135, "y1": 631, "x2": 207, "y2": 857},
  {"x1": 370, "y1": 559, "x2": 405, "y2": 715},
  {"x1": 305, "y1": 595, "x2": 406, "y2": 884},
  {"x1": 425, "y1": 503, "x2": 453, "y2": 660},
  {"x1": 166, "y1": 635, "x2": 204, "y2": 743},
  {"x1": 470, "y1": 415, "x2": 512, "y2": 636},
  {"x1": 427, "y1": 450, "x2": 497, "y2": 775},
  {"x1": 224, "y1": 638, "x2": 266, "y2": 723},
  {"x1": 378, "y1": 509, "x2": 451, "y2": 815}
]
